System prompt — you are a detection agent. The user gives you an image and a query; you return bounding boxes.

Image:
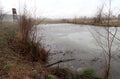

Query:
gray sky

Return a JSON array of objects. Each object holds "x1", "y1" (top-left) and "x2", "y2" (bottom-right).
[{"x1": 0, "y1": 0, "x2": 120, "y2": 18}]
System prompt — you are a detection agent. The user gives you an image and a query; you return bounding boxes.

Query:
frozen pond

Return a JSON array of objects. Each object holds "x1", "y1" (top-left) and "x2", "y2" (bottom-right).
[{"x1": 37, "y1": 23, "x2": 120, "y2": 79}]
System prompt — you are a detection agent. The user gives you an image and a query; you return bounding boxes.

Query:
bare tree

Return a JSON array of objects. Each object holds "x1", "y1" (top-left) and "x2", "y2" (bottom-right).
[
  {"x1": 90, "y1": 0, "x2": 120, "y2": 79},
  {"x1": 90, "y1": 20, "x2": 118, "y2": 79},
  {"x1": 93, "y1": 5, "x2": 104, "y2": 24}
]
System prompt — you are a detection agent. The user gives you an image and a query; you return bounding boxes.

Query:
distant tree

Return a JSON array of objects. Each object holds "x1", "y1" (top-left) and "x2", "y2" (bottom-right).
[
  {"x1": 93, "y1": 5, "x2": 104, "y2": 24},
  {"x1": 118, "y1": 14, "x2": 120, "y2": 19},
  {"x1": 90, "y1": 0, "x2": 120, "y2": 79}
]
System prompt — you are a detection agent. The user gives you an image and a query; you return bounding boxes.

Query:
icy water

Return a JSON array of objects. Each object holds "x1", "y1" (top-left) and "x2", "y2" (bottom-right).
[{"x1": 37, "y1": 23, "x2": 120, "y2": 79}]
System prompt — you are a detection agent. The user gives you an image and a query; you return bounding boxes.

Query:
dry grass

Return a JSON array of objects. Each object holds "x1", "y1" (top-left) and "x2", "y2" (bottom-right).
[
  {"x1": 0, "y1": 13, "x2": 50, "y2": 79},
  {"x1": 15, "y1": 13, "x2": 49, "y2": 62}
]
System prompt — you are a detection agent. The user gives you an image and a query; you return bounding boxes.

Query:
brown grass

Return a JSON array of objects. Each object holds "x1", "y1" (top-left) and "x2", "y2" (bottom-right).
[{"x1": 16, "y1": 13, "x2": 49, "y2": 63}]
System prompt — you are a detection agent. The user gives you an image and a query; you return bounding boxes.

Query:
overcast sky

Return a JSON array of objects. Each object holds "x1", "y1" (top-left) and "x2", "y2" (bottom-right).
[{"x1": 0, "y1": 0, "x2": 120, "y2": 18}]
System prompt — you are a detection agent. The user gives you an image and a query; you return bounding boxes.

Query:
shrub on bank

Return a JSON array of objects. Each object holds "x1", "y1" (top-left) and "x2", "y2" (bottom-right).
[
  {"x1": 79, "y1": 68, "x2": 98, "y2": 79},
  {"x1": 1, "y1": 14, "x2": 49, "y2": 63},
  {"x1": 49, "y1": 67, "x2": 101, "y2": 79},
  {"x1": 17, "y1": 14, "x2": 49, "y2": 62}
]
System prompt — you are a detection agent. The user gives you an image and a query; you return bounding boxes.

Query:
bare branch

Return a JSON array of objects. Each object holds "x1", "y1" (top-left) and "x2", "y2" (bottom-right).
[{"x1": 46, "y1": 59, "x2": 75, "y2": 67}]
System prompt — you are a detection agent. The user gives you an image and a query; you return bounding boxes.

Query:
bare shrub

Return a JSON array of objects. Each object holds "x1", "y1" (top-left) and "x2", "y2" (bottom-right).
[
  {"x1": 93, "y1": 5, "x2": 104, "y2": 24},
  {"x1": 17, "y1": 10, "x2": 49, "y2": 62},
  {"x1": 90, "y1": 0, "x2": 120, "y2": 79}
]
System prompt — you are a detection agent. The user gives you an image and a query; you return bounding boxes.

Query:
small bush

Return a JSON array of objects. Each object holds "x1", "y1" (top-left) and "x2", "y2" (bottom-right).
[
  {"x1": 79, "y1": 68, "x2": 97, "y2": 79},
  {"x1": 3, "y1": 48, "x2": 13, "y2": 55},
  {"x1": 16, "y1": 12, "x2": 49, "y2": 63},
  {"x1": 30, "y1": 70, "x2": 39, "y2": 78},
  {"x1": 50, "y1": 67, "x2": 75, "y2": 79},
  {"x1": 48, "y1": 74, "x2": 56, "y2": 79},
  {"x1": 3, "y1": 63, "x2": 14, "y2": 72}
]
